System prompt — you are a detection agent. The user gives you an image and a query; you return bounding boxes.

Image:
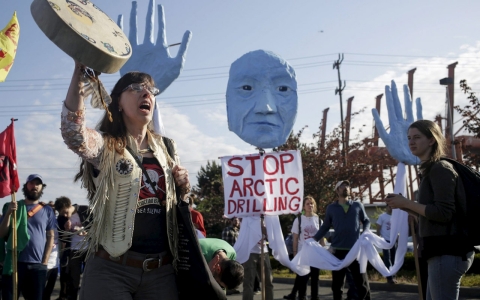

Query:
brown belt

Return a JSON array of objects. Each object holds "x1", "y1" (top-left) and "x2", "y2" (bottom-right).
[{"x1": 95, "y1": 249, "x2": 172, "y2": 272}]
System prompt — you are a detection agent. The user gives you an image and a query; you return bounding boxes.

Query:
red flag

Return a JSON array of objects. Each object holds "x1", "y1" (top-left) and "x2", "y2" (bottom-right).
[{"x1": 0, "y1": 119, "x2": 19, "y2": 198}]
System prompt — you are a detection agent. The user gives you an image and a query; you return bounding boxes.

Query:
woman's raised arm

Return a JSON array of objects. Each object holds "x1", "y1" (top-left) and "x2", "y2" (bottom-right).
[{"x1": 65, "y1": 61, "x2": 87, "y2": 112}]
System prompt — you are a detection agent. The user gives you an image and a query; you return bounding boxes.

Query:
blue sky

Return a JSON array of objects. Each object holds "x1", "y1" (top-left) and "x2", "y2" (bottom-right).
[{"x1": 1, "y1": 0, "x2": 480, "y2": 205}]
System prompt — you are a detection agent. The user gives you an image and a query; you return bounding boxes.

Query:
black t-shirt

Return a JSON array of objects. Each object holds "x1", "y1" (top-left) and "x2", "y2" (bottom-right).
[{"x1": 130, "y1": 157, "x2": 168, "y2": 254}]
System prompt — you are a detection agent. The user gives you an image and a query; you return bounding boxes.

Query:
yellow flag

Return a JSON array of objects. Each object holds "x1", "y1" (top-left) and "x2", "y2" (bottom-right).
[{"x1": 0, "y1": 12, "x2": 20, "y2": 82}]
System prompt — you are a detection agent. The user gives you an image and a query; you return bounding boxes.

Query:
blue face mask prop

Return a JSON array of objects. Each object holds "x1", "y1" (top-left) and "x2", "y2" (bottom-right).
[{"x1": 226, "y1": 50, "x2": 298, "y2": 149}]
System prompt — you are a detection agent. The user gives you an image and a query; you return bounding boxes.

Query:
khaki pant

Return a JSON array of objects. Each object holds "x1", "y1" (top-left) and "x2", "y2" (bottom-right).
[{"x1": 242, "y1": 253, "x2": 274, "y2": 300}]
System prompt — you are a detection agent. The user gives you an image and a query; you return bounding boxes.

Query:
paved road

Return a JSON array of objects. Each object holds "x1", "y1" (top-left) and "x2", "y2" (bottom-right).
[
  {"x1": 21, "y1": 276, "x2": 480, "y2": 299},
  {"x1": 225, "y1": 278, "x2": 480, "y2": 300},
  {"x1": 226, "y1": 281, "x2": 420, "y2": 300}
]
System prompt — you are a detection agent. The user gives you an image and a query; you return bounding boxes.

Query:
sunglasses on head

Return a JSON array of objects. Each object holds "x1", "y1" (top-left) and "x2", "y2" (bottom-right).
[{"x1": 122, "y1": 83, "x2": 160, "y2": 96}]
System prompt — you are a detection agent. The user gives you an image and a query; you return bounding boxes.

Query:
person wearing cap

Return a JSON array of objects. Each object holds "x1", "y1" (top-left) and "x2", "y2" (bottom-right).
[
  {"x1": 313, "y1": 180, "x2": 371, "y2": 300},
  {"x1": 0, "y1": 174, "x2": 57, "y2": 300}
]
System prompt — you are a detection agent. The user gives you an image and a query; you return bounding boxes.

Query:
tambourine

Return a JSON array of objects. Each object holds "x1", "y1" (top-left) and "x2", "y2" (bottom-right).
[{"x1": 31, "y1": 0, "x2": 131, "y2": 74}]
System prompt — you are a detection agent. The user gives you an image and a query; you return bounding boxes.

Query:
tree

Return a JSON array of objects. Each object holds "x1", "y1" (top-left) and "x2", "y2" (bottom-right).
[
  {"x1": 278, "y1": 109, "x2": 388, "y2": 219},
  {"x1": 193, "y1": 108, "x2": 387, "y2": 237},
  {"x1": 194, "y1": 161, "x2": 226, "y2": 238},
  {"x1": 455, "y1": 80, "x2": 480, "y2": 167}
]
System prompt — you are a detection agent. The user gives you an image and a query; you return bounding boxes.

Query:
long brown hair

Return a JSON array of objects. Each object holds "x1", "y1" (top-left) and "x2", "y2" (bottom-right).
[
  {"x1": 408, "y1": 119, "x2": 446, "y2": 175},
  {"x1": 74, "y1": 71, "x2": 157, "y2": 200},
  {"x1": 98, "y1": 71, "x2": 156, "y2": 141}
]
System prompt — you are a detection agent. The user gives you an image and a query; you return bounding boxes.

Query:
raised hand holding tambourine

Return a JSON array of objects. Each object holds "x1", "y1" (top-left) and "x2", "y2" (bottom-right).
[
  {"x1": 31, "y1": 0, "x2": 131, "y2": 118},
  {"x1": 31, "y1": 0, "x2": 132, "y2": 74}
]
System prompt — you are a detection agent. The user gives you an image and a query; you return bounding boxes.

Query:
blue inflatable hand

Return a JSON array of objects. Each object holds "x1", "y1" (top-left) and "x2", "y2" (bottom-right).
[
  {"x1": 118, "y1": 0, "x2": 192, "y2": 94},
  {"x1": 371, "y1": 80, "x2": 423, "y2": 165}
]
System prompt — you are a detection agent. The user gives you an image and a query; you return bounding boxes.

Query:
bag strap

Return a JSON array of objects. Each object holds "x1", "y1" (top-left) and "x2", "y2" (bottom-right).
[
  {"x1": 126, "y1": 146, "x2": 165, "y2": 205},
  {"x1": 162, "y1": 136, "x2": 175, "y2": 160},
  {"x1": 297, "y1": 214, "x2": 302, "y2": 233},
  {"x1": 27, "y1": 202, "x2": 46, "y2": 219}
]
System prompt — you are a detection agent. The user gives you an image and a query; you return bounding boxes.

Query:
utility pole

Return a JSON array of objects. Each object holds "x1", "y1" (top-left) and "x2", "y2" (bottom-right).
[
  {"x1": 373, "y1": 94, "x2": 383, "y2": 146},
  {"x1": 441, "y1": 77, "x2": 456, "y2": 159},
  {"x1": 407, "y1": 68, "x2": 416, "y2": 99},
  {"x1": 345, "y1": 96, "x2": 354, "y2": 149},
  {"x1": 444, "y1": 62, "x2": 458, "y2": 154},
  {"x1": 333, "y1": 53, "x2": 347, "y2": 166},
  {"x1": 319, "y1": 108, "x2": 330, "y2": 150}
]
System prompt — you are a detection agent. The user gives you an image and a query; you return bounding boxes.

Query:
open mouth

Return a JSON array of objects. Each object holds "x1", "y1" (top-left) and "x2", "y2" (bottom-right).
[{"x1": 139, "y1": 101, "x2": 151, "y2": 112}]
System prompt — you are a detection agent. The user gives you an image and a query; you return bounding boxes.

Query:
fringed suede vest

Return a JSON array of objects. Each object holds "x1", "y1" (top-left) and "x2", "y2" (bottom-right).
[{"x1": 83, "y1": 132, "x2": 179, "y2": 265}]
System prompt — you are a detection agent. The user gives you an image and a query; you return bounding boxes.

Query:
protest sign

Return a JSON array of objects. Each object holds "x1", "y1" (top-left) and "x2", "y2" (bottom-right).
[{"x1": 221, "y1": 150, "x2": 303, "y2": 218}]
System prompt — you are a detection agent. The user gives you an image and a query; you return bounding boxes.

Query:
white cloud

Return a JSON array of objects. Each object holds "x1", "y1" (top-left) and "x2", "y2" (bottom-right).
[
  {"x1": 203, "y1": 106, "x2": 228, "y2": 124},
  {"x1": 161, "y1": 104, "x2": 254, "y2": 179},
  {"x1": 336, "y1": 43, "x2": 480, "y2": 147}
]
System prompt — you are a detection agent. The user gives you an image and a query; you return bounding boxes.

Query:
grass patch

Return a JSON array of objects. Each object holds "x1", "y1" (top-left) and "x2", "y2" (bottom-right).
[
  {"x1": 273, "y1": 268, "x2": 332, "y2": 280},
  {"x1": 460, "y1": 274, "x2": 480, "y2": 287},
  {"x1": 274, "y1": 268, "x2": 480, "y2": 287},
  {"x1": 367, "y1": 270, "x2": 417, "y2": 284}
]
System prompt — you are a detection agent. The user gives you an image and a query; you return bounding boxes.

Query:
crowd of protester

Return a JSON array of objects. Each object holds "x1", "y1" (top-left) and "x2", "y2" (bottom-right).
[{"x1": 0, "y1": 121, "x2": 475, "y2": 300}]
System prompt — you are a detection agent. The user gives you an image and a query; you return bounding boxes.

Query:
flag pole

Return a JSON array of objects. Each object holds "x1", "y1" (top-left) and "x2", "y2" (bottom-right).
[
  {"x1": 10, "y1": 118, "x2": 19, "y2": 300},
  {"x1": 260, "y1": 215, "x2": 265, "y2": 300},
  {"x1": 11, "y1": 191, "x2": 17, "y2": 300}
]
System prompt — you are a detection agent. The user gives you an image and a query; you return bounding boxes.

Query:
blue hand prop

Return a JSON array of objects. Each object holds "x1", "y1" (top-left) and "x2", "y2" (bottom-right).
[
  {"x1": 118, "y1": 0, "x2": 192, "y2": 94},
  {"x1": 371, "y1": 80, "x2": 423, "y2": 165}
]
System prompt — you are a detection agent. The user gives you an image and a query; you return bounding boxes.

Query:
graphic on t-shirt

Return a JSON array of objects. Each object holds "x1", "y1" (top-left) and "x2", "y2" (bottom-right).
[
  {"x1": 303, "y1": 224, "x2": 318, "y2": 240},
  {"x1": 136, "y1": 207, "x2": 162, "y2": 214},
  {"x1": 139, "y1": 162, "x2": 166, "y2": 201},
  {"x1": 70, "y1": 214, "x2": 82, "y2": 231},
  {"x1": 386, "y1": 221, "x2": 391, "y2": 231},
  {"x1": 131, "y1": 158, "x2": 167, "y2": 253},
  {"x1": 137, "y1": 159, "x2": 166, "y2": 213}
]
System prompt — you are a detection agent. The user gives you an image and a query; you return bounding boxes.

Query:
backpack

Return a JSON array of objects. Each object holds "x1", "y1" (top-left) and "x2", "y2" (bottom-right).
[
  {"x1": 441, "y1": 158, "x2": 480, "y2": 250},
  {"x1": 297, "y1": 213, "x2": 302, "y2": 234},
  {"x1": 285, "y1": 234, "x2": 294, "y2": 255}
]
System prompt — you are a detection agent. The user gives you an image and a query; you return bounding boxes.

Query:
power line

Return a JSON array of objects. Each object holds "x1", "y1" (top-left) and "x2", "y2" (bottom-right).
[
  {"x1": 0, "y1": 78, "x2": 335, "y2": 92},
  {"x1": 0, "y1": 74, "x2": 462, "y2": 94},
  {"x1": 4, "y1": 50, "x2": 476, "y2": 84},
  {"x1": 0, "y1": 61, "x2": 335, "y2": 89},
  {"x1": 344, "y1": 62, "x2": 468, "y2": 69},
  {"x1": 17, "y1": 159, "x2": 210, "y2": 171},
  {"x1": 346, "y1": 60, "x2": 472, "y2": 66},
  {"x1": 0, "y1": 88, "x2": 453, "y2": 117},
  {"x1": 343, "y1": 52, "x2": 478, "y2": 59}
]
